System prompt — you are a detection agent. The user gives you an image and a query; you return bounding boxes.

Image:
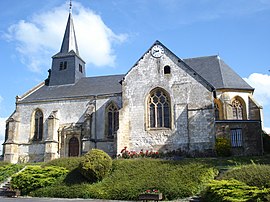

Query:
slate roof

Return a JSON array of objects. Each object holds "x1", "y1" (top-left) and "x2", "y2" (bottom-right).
[
  {"x1": 20, "y1": 55, "x2": 253, "y2": 103},
  {"x1": 20, "y1": 74, "x2": 124, "y2": 102},
  {"x1": 183, "y1": 55, "x2": 253, "y2": 90}
]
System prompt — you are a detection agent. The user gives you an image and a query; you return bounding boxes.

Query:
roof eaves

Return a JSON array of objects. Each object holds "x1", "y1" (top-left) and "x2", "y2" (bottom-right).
[{"x1": 18, "y1": 82, "x2": 45, "y2": 102}]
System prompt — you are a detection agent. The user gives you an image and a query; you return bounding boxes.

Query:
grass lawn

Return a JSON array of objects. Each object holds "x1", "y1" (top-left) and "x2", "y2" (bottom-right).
[{"x1": 4, "y1": 154, "x2": 270, "y2": 201}]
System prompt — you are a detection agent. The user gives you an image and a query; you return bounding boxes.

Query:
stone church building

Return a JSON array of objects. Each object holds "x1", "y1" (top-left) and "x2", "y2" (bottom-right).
[{"x1": 3, "y1": 12, "x2": 263, "y2": 163}]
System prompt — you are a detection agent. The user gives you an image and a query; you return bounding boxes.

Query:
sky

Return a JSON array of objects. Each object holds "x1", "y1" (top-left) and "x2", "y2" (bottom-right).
[{"x1": 0, "y1": 0, "x2": 270, "y2": 153}]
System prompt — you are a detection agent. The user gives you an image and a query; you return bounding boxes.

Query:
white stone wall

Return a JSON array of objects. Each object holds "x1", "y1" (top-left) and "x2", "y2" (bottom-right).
[
  {"x1": 119, "y1": 48, "x2": 215, "y2": 153},
  {"x1": 11, "y1": 94, "x2": 121, "y2": 162}
]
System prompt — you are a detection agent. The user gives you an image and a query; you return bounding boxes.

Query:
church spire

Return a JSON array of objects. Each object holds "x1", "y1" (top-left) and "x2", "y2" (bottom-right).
[
  {"x1": 59, "y1": 7, "x2": 79, "y2": 56},
  {"x1": 48, "y1": 2, "x2": 85, "y2": 86}
]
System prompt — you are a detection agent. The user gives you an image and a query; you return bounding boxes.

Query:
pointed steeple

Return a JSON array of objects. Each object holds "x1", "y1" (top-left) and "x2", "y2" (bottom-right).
[
  {"x1": 59, "y1": 12, "x2": 80, "y2": 55},
  {"x1": 48, "y1": 5, "x2": 86, "y2": 86}
]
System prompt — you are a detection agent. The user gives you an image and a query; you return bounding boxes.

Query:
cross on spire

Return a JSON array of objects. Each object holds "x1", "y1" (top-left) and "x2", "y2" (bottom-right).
[{"x1": 69, "y1": 0, "x2": 72, "y2": 13}]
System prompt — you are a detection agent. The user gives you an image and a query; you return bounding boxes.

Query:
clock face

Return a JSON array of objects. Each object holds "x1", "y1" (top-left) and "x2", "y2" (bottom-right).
[{"x1": 151, "y1": 45, "x2": 164, "y2": 58}]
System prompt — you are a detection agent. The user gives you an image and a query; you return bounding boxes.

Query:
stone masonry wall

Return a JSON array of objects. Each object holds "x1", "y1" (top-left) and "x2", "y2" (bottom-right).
[
  {"x1": 118, "y1": 47, "x2": 215, "y2": 154},
  {"x1": 6, "y1": 94, "x2": 121, "y2": 162}
]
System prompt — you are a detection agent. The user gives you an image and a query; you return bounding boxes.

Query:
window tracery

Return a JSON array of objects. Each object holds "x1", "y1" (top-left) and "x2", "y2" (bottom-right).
[
  {"x1": 232, "y1": 99, "x2": 243, "y2": 120},
  {"x1": 106, "y1": 103, "x2": 119, "y2": 138},
  {"x1": 148, "y1": 88, "x2": 171, "y2": 128}
]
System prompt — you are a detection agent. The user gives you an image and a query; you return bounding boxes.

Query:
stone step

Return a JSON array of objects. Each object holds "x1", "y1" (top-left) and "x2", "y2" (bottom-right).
[
  {"x1": 189, "y1": 196, "x2": 201, "y2": 202},
  {"x1": 0, "y1": 189, "x2": 20, "y2": 197},
  {"x1": 0, "y1": 166, "x2": 26, "y2": 197}
]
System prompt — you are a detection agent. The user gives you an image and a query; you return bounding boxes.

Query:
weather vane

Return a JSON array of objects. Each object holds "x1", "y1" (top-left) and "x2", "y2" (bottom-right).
[{"x1": 69, "y1": 0, "x2": 72, "y2": 13}]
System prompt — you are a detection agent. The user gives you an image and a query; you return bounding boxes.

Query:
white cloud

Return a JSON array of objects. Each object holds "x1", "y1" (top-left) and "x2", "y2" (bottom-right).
[
  {"x1": 264, "y1": 127, "x2": 270, "y2": 134},
  {"x1": 244, "y1": 73, "x2": 270, "y2": 106},
  {"x1": 4, "y1": 2, "x2": 127, "y2": 73}
]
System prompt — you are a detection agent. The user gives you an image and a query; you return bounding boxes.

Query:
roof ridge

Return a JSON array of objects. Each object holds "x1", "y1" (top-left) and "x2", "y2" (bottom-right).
[
  {"x1": 84, "y1": 74, "x2": 125, "y2": 79},
  {"x1": 183, "y1": 55, "x2": 218, "y2": 60},
  {"x1": 216, "y1": 56, "x2": 225, "y2": 88}
]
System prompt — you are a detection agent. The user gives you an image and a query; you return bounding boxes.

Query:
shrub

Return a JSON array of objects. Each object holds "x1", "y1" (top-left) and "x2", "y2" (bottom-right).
[
  {"x1": 79, "y1": 149, "x2": 112, "y2": 182},
  {"x1": 33, "y1": 159, "x2": 217, "y2": 200},
  {"x1": 11, "y1": 165, "x2": 68, "y2": 195},
  {"x1": 202, "y1": 179, "x2": 270, "y2": 202},
  {"x1": 32, "y1": 184, "x2": 92, "y2": 198},
  {"x1": 221, "y1": 163, "x2": 270, "y2": 188},
  {"x1": 0, "y1": 164, "x2": 24, "y2": 183},
  {"x1": 42, "y1": 156, "x2": 83, "y2": 171},
  {"x1": 215, "y1": 137, "x2": 231, "y2": 157},
  {"x1": 0, "y1": 161, "x2": 10, "y2": 167}
]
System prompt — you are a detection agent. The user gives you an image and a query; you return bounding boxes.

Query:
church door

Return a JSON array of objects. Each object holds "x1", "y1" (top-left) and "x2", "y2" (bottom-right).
[{"x1": 69, "y1": 137, "x2": 79, "y2": 157}]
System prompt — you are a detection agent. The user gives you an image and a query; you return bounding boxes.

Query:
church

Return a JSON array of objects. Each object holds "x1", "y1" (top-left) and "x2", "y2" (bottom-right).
[{"x1": 3, "y1": 11, "x2": 263, "y2": 163}]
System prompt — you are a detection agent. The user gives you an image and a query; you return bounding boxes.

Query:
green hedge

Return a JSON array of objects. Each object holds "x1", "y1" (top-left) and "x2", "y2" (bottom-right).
[
  {"x1": 32, "y1": 159, "x2": 218, "y2": 200},
  {"x1": 42, "y1": 156, "x2": 83, "y2": 171},
  {"x1": 0, "y1": 161, "x2": 10, "y2": 167},
  {"x1": 215, "y1": 137, "x2": 231, "y2": 157},
  {"x1": 79, "y1": 149, "x2": 112, "y2": 182},
  {"x1": 221, "y1": 164, "x2": 270, "y2": 188},
  {"x1": 0, "y1": 164, "x2": 24, "y2": 183},
  {"x1": 202, "y1": 179, "x2": 270, "y2": 202},
  {"x1": 11, "y1": 165, "x2": 69, "y2": 195}
]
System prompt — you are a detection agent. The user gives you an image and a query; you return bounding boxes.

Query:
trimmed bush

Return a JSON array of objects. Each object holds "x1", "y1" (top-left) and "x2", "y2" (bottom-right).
[
  {"x1": 11, "y1": 165, "x2": 68, "y2": 195},
  {"x1": 0, "y1": 161, "x2": 10, "y2": 167},
  {"x1": 221, "y1": 163, "x2": 270, "y2": 188},
  {"x1": 32, "y1": 159, "x2": 217, "y2": 200},
  {"x1": 42, "y1": 156, "x2": 83, "y2": 171},
  {"x1": 215, "y1": 137, "x2": 231, "y2": 157},
  {"x1": 202, "y1": 179, "x2": 270, "y2": 202},
  {"x1": 79, "y1": 149, "x2": 112, "y2": 182},
  {"x1": 0, "y1": 164, "x2": 24, "y2": 183}
]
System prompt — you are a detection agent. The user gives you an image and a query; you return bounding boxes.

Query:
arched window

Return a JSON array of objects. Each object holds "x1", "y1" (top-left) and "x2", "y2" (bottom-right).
[
  {"x1": 33, "y1": 109, "x2": 43, "y2": 140},
  {"x1": 164, "y1": 65, "x2": 171, "y2": 74},
  {"x1": 214, "y1": 103, "x2": 220, "y2": 120},
  {"x1": 148, "y1": 88, "x2": 171, "y2": 128},
  {"x1": 232, "y1": 99, "x2": 243, "y2": 120},
  {"x1": 214, "y1": 99, "x2": 223, "y2": 120},
  {"x1": 106, "y1": 103, "x2": 119, "y2": 138}
]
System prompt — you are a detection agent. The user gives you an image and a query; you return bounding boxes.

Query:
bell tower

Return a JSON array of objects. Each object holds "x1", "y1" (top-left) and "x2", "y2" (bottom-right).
[{"x1": 48, "y1": 3, "x2": 85, "y2": 86}]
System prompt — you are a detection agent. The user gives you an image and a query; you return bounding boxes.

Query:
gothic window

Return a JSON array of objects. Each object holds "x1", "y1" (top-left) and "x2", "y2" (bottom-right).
[
  {"x1": 214, "y1": 103, "x2": 220, "y2": 120},
  {"x1": 232, "y1": 99, "x2": 243, "y2": 120},
  {"x1": 106, "y1": 103, "x2": 119, "y2": 138},
  {"x1": 33, "y1": 109, "x2": 43, "y2": 141},
  {"x1": 148, "y1": 88, "x2": 171, "y2": 128},
  {"x1": 5, "y1": 122, "x2": 9, "y2": 142},
  {"x1": 230, "y1": 128, "x2": 243, "y2": 147},
  {"x1": 164, "y1": 65, "x2": 171, "y2": 74},
  {"x1": 214, "y1": 99, "x2": 223, "y2": 120}
]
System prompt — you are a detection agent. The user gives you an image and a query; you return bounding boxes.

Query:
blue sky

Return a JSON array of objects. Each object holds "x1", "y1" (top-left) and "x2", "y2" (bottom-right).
[{"x1": 1, "y1": 0, "x2": 270, "y2": 153}]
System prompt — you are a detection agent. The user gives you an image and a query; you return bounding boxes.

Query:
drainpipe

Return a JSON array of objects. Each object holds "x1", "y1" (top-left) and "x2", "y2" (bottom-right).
[
  {"x1": 187, "y1": 104, "x2": 190, "y2": 152},
  {"x1": 94, "y1": 95, "x2": 97, "y2": 149}
]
